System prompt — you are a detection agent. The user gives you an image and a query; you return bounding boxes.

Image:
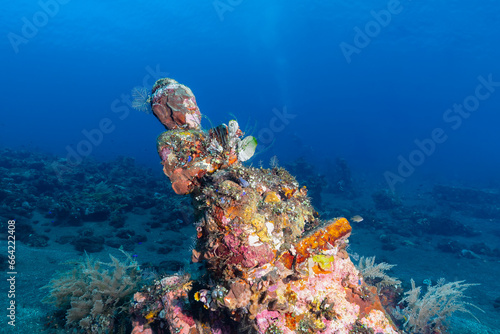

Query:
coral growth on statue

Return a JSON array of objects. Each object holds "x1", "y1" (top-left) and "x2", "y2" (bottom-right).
[{"x1": 129, "y1": 78, "x2": 399, "y2": 333}]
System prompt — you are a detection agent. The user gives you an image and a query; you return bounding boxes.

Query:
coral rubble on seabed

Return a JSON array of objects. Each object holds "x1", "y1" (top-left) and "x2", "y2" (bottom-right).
[
  {"x1": 129, "y1": 78, "x2": 399, "y2": 333},
  {"x1": 0, "y1": 148, "x2": 193, "y2": 257}
]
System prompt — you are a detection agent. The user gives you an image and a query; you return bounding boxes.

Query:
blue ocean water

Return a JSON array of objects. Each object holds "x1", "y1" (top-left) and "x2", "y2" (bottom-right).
[
  {"x1": 2, "y1": 0, "x2": 500, "y2": 333},
  {"x1": 2, "y1": 0, "x2": 499, "y2": 185}
]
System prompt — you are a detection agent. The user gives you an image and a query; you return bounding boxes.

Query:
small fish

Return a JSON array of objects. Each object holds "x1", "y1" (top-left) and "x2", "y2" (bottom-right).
[
  {"x1": 238, "y1": 177, "x2": 249, "y2": 188},
  {"x1": 350, "y1": 215, "x2": 364, "y2": 223},
  {"x1": 210, "y1": 124, "x2": 229, "y2": 149}
]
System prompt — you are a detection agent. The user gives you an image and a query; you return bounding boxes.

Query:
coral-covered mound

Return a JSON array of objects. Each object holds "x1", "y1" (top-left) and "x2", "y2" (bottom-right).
[{"x1": 129, "y1": 78, "x2": 398, "y2": 333}]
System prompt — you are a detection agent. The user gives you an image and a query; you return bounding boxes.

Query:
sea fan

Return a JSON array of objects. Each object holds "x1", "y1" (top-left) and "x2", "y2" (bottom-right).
[{"x1": 131, "y1": 86, "x2": 151, "y2": 113}]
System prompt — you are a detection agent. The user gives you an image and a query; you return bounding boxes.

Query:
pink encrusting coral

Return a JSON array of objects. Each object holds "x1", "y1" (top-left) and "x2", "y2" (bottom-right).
[
  {"x1": 129, "y1": 78, "x2": 400, "y2": 333},
  {"x1": 361, "y1": 310, "x2": 399, "y2": 334}
]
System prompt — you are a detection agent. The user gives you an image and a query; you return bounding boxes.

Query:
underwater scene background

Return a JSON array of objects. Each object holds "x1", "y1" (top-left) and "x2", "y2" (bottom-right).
[{"x1": 1, "y1": 0, "x2": 500, "y2": 333}]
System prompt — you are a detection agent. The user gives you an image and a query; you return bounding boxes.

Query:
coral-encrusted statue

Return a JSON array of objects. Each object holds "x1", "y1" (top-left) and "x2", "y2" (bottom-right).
[{"x1": 130, "y1": 79, "x2": 399, "y2": 334}]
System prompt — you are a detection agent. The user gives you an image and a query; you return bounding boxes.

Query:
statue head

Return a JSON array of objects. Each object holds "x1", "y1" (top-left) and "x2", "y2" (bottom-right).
[{"x1": 150, "y1": 78, "x2": 201, "y2": 130}]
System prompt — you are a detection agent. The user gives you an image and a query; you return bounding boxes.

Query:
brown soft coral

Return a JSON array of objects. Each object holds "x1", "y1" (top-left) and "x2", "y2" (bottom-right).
[{"x1": 42, "y1": 251, "x2": 141, "y2": 333}]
